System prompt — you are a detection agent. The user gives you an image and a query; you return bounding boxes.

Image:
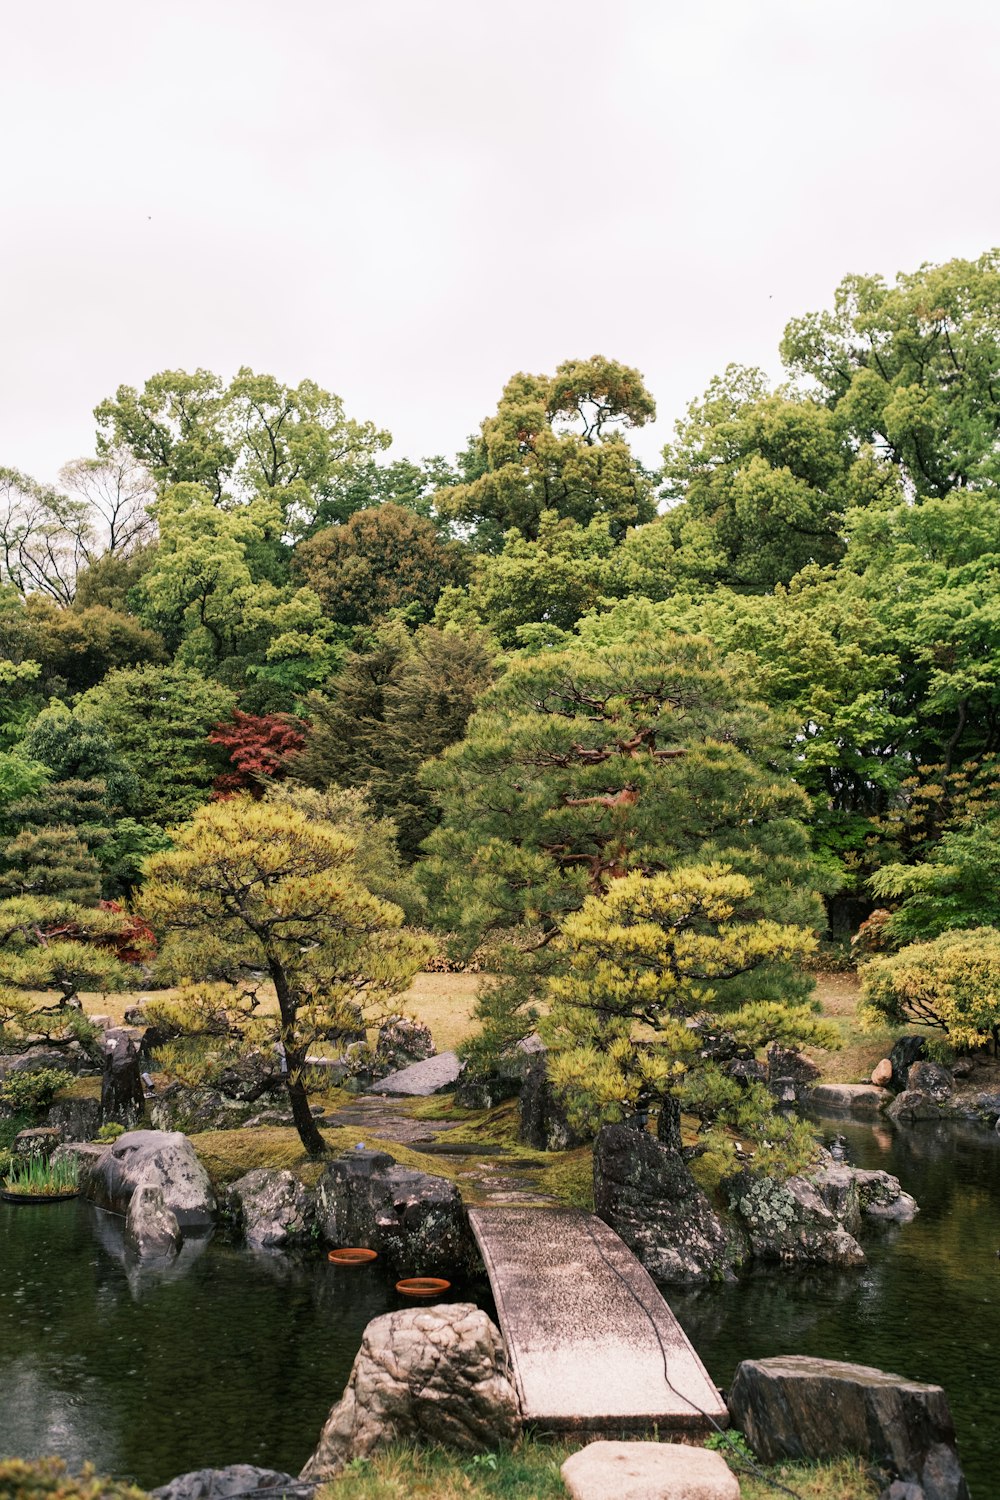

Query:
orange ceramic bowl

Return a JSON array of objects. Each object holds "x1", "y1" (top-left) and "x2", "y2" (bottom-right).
[
  {"x1": 395, "y1": 1276, "x2": 451, "y2": 1298},
  {"x1": 327, "y1": 1247, "x2": 378, "y2": 1266}
]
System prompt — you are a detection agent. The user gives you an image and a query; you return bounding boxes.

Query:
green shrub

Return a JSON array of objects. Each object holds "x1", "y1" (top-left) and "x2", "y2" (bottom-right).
[
  {"x1": 861, "y1": 927, "x2": 1000, "y2": 1050},
  {"x1": 0, "y1": 1457, "x2": 147, "y2": 1500},
  {"x1": 96, "y1": 1122, "x2": 126, "y2": 1143},
  {"x1": 0, "y1": 1069, "x2": 74, "y2": 1114}
]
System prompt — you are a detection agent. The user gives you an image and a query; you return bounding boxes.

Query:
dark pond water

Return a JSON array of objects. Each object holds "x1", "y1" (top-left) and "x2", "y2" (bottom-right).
[
  {"x1": 670, "y1": 1116, "x2": 1000, "y2": 1498},
  {"x1": 0, "y1": 1201, "x2": 486, "y2": 1489}
]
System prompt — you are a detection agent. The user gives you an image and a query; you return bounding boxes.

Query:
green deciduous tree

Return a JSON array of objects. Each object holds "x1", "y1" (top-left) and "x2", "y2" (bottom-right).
[
  {"x1": 434, "y1": 356, "x2": 657, "y2": 548},
  {"x1": 782, "y1": 251, "x2": 1000, "y2": 498},
  {"x1": 75, "y1": 664, "x2": 235, "y2": 825},
  {"x1": 292, "y1": 502, "x2": 470, "y2": 627},
  {"x1": 95, "y1": 366, "x2": 390, "y2": 532},
  {"x1": 861, "y1": 927, "x2": 1000, "y2": 1051},
  {"x1": 140, "y1": 796, "x2": 431, "y2": 1154}
]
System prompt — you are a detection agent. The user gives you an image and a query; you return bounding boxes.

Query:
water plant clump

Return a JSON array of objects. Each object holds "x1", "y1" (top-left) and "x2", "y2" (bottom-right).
[{"x1": 2, "y1": 1151, "x2": 80, "y2": 1198}]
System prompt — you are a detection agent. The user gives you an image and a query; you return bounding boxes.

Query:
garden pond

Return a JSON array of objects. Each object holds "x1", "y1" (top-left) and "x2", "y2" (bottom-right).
[{"x1": 1, "y1": 1117, "x2": 997, "y2": 1494}]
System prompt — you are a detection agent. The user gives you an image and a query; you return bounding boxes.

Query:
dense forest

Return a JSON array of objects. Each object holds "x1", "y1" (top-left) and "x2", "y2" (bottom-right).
[{"x1": 3, "y1": 249, "x2": 1000, "y2": 1156}]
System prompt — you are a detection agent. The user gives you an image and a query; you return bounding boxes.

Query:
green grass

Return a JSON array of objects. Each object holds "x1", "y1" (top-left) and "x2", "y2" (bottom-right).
[
  {"x1": 315, "y1": 1440, "x2": 880, "y2": 1499},
  {"x1": 2, "y1": 1152, "x2": 79, "y2": 1196}
]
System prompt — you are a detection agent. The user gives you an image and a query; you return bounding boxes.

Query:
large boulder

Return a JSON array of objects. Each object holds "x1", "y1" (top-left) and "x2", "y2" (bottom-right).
[
  {"x1": 373, "y1": 1015, "x2": 435, "y2": 1076},
  {"x1": 101, "y1": 1035, "x2": 145, "y2": 1129},
  {"x1": 151, "y1": 1465, "x2": 314, "y2": 1500},
  {"x1": 593, "y1": 1124, "x2": 744, "y2": 1285},
  {"x1": 907, "y1": 1061, "x2": 954, "y2": 1101},
  {"x1": 812, "y1": 1163, "x2": 918, "y2": 1229},
  {"x1": 729, "y1": 1171, "x2": 866, "y2": 1267},
  {"x1": 224, "y1": 1168, "x2": 313, "y2": 1251},
  {"x1": 79, "y1": 1129, "x2": 217, "y2": 1231},
  {"x1": 300, "y1": 1304, "x2": 520, "y2": 1480},
  {"x1": 890, "y1": 1036, "x2": 927, "y2": 1093},
  {"x1": 887, "y1": 1090, "x2": 950, "y2": 1125},
  {"x1": 728, "y1": 1355, "x2": 969, "y2": 1499},
  {"x1": 368, "y1": 1051, "x2": 463, "y2": 1098},
  {"x1": 455, "y1": 1035, "x2": 545, "y2": 1111},
  {"x1": 0, "y1": 1043, "x2": 92, "y2": 1078},
  {"x1": 519, "y1": 1058, "x2": 590, "y2": 1152},
  {"x1": 766, "y1": 1045, "x2": 820, "y2": 1105},
  {"x1": 808, "y1": 1083, "x2": 891, "y2": 1118},
  {"x1": 561, "y1": 1441, "x2": 739, "y2": 1500},
  {"x1": 148, "y1": 1082, "x2": 290, "y2": 1134},
  {"x1": 47, "y1": 1091, "x2": 101, "y2": 1142},
  {"x1": 315, "y1": 1147, "x2": 477, "y2": 1277},
  {"x1": 214, "y1": 1050, "x2": 286, "y2": 1103},
  {"x1": 811, "y1": 1164, "x2": 863, "y2": 1236}
]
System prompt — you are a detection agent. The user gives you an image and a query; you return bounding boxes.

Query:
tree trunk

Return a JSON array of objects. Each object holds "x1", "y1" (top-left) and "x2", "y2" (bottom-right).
[{"x1": 286, "y1": 1069, "x2": 327, "y2": 1157}]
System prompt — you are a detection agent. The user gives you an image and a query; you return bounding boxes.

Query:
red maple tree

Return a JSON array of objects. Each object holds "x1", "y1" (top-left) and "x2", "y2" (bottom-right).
[{"x1": 208, "y1": 711, "x2": 307, "y2": 797}]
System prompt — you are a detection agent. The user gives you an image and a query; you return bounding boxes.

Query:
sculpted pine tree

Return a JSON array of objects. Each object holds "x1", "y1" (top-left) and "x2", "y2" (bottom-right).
[
  {"x1": 139, "y1": 796, "x2": 431, "y2": 1155},
  {"x1": 543, "y1": 867, "x2": 832, "y2": 1161},
  {"x1": 421, "y1": 617, "x2": 823, "y2": 1074}
]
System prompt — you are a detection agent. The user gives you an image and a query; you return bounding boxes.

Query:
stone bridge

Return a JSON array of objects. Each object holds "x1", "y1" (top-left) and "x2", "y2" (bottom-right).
[{"x1": 467, "y1": 1205, "x2": 729, "y2": 1435}]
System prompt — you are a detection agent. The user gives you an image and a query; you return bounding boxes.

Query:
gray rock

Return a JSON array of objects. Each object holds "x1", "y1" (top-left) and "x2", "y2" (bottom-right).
[
  {"x1": 593, "y1": 1123, "x2": 744, "y2": 1285},
  {"x1": 214, "y1": 1049, "x2": 285, "y2": 1102},
  {"x1": 79, "y1": 1128, "x2": 217, "y2": 1230},
  {"x1": 373, "y1": 1014, "x2": 435, "y2": 1076},
  {"x1": 0, "y1": 1044, "x2": 91, "y2": 1078},
  {"x1": 152, "y1": 1464, "x2": 314, "y2": 1500},
  {"x1": 315, "y1": 1147, "x2": 477, "y2": 1277},
  {"x1": 455, "y1": 1035, "x2": 544, "y2": 1110},
  {"x1": 728, "y1": 1355, "x2": 969, "y2": 1499},
  {"x1": 13, "y1": 1126, "x2": 62, "y2": 1157},
  {"x1": 809, "y1": 1083, "x2": 891, "y2": 1117},
  {"x1": 367, "y1": 1050, "x2": 463, "y2": 1097},
  {"x1": 300, "y1": 1303, "x2": 519, "y2": 1479},
  {"x1": 730, "y1": 1171, "x2": 866, "y2": 1267},
  {"x1": 47, "y1": 1091, "x2": 102, "y2": 1141},
  {"x1": 52, "y1": 1141, "x2": 107, "y2": 1172},
  {"x1": 890, "y1": 1035, "x2": 927, "y2": 1092},
  {"x1": 149, "y1": 1082, "x2": 289, "y2": 1133},
  {"x1": 519, "y1": 1057, "x2": 590, "y2": 1151},
  {"x1": 125, "y1": 1182, "x2": 183, "y2": 1261},
  {"x1": 561, "y1": 1441, "x2": 740, "y2": 1500},
  {"x1": 948, "y1": 1089, "x2": 1000, "y2": 1124},
  {"x1": 304, "y1": 1056, "x2": 349, "y2": 1087},
  {"x1": 887, "y1": 1090, "x2": 949, "y2": 1125},
  {"x1": 811, "y1": 1164, "x2": 863, "y2": 1236},
  {"x1": 907, "y1": 1061, "x2": 954, "y2": 1101},
  {"x1": 225, "y1": 1167, "x2": 312, "y2": 1250},
  {"x1": 101, "y1": 1033, "x2": 145, "y2": 1129}
]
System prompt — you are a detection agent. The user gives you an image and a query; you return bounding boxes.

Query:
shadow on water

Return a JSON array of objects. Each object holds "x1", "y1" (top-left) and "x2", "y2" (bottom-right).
[
  {"x1": 0, "y1": 1200, "x2": 487, "y2": 1489},
  {"x1": 669, "y1": 1116, "x2": 1000, "y2": 1498}
]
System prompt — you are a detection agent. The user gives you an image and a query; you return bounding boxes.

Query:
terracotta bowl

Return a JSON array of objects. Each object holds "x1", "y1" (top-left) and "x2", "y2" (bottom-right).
[
  {"x1": 327, "y1": 1247, "x2": 378, "y2": 1266},
  {"x1": 395, "y1": 1276, "x2": 451, "y2": 1298}
]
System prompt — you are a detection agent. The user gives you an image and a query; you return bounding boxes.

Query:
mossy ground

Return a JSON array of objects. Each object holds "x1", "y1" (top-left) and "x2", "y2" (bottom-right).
[{"x1": 316, "y1": 1441, "x2": 879, "y2": 1499}]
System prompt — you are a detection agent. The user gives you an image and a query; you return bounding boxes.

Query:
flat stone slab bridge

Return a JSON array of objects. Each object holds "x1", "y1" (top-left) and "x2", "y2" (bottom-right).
[{"x1": 467, "y1": 1206, "x2": 728, "y2": 1435}]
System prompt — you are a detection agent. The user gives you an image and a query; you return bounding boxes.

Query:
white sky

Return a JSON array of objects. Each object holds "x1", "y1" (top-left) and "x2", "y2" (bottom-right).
[{"x1": 2, "y1": 0, "x2": 998, "y2": 484}]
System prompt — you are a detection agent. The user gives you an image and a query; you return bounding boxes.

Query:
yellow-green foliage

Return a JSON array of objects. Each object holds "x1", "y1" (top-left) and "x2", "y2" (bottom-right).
[
  {"x1": 861, "y1": 926, "x2": 1000, "y2": 1048},
  {"x1": 138, "y1": 797, "x2": 433, "y2": 1152},
  {"x1": 0, "y1": 1457, "x2": 147, "y2": 1500},
  {"x1": 544, "y1": 866, "x2": 830, "y2": 1132}
]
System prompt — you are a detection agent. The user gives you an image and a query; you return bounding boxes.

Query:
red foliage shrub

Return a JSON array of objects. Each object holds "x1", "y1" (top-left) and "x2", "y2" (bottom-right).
[{"x1": 208, "y1": 711, "x2": 307, "y2": 796}]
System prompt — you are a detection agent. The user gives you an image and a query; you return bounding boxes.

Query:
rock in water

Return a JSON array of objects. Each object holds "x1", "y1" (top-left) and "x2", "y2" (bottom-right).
[
  {"x1": 300, "y1": 1304, "x2": 520, "y2": 1479},
  {"x1": 79, "y1": 1129, "x2": 217, "y2": 1230},
  {"x1": 593, "y1": 1123, "x2": 744, "y2": 1285},
  {"x1": 125, "y1": 1183, "x2": 183, "y2": 1261},
  {"x1": 728, "y1": 1355, "x2": 970, "y2": 1499},
  {"x1": 224, "y1": 1168, "x2": 312, "y2": 1250},
  {"x1": 561, "y1": 1441, "x2": 739, "y2": 1500},
  {"x1": 315, "y1": 1147, "x2": 476, "y2": 1277},
  {"x1": 889, "y1": 1035, "x2": 927, "y2": 1092},
  {"x1": 729, "y1": 1171, "x2": 866, "y2": 1267},
  {"x1": 152, "y1": 1465, "x2": 314, "y2": 1500}
]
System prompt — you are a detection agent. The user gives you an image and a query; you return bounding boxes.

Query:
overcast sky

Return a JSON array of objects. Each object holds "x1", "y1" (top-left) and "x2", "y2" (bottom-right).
[{"x1": 2, "y1": 0, "x2": 998, "y2": 485}]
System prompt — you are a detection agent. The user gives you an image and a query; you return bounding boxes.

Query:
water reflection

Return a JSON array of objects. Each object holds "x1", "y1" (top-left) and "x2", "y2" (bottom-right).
[{"x1": 669, "y1": 1116, "x2": 1000, "y2": 1498}]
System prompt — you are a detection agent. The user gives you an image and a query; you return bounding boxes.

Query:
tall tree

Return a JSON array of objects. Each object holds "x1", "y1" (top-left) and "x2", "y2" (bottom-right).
[
  {"x1": 140, "y1": 796, "x2": 430, "y2": 1155},
  {"x1": 434, "y1": 356, "x2": 657, "y2": 548},
  {"x1": 292, "y1": 502, "x2": 470, "y2": 627},
  {"x1": 420, "y1": 617, "x2": 822, "y2": 1070},
  {"x1": 95, "y1": 366, "x2": 390, "y2": 532},
  {"x1": 294, "y1": 623, "x2": 495, "y2": 859}
]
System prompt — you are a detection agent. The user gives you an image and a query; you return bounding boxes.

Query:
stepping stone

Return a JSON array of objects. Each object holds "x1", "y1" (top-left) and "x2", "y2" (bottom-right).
[
  {"x1": 366, "y1": 1050, "x2": 463, "y2": 1096},
  {"x1": 561, "y1": 1441, "x2": 739, "y2": 1500}
]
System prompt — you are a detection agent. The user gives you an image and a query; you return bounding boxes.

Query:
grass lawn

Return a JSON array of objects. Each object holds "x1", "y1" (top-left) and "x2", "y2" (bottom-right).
[{"x1": 316, "y1": 1442, "x2": 879, "y2": 1499}]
